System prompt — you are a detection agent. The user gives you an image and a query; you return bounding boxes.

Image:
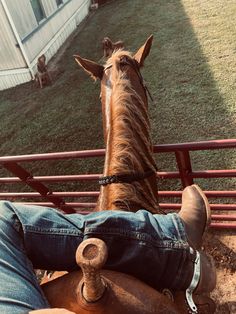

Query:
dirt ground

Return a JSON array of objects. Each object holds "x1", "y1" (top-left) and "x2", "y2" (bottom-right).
[{"x1": 205, "y1": 231, "x2": 236, "y2": 313}]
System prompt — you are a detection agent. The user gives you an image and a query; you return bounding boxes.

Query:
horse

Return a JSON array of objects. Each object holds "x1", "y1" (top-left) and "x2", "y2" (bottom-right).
[
  {"x1": 76, "y1": 35, "x2": 160, "y2": 214},
  {"x1": 41, "y1": 36, "x2": 197, "y2": 313},
  {"x1": 102, "y1": 37, "x2": 124, "y2": 58}
]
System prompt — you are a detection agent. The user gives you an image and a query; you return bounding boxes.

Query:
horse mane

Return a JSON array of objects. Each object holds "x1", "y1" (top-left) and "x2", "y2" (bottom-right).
[{"x1": 101, "y1": 51, "x2": 158, "y2": 212}]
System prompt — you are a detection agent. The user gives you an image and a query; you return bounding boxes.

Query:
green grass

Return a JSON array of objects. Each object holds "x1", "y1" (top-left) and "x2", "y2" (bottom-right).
[{"x1": 0, "y1": 0, "x2": 235, "y2": 197}]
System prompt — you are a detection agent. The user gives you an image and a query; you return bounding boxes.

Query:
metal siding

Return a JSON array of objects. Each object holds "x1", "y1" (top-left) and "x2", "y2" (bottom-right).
[
  {"x1": 75, "y1": 0, "x2": 89, "y2": 25},
  {"x1": 5, "y1": 0, "x2": 38, "y2": 39},
  {"x1": 30, "y1": 18, "x2": 76, "y2": 74},
  {"x1": 41, "y1": 0, "x2": 57, "y2": 17},
  {"x1": 0, "y1": 0, "x2": 90, "y2": 90},
  {"x1": 23, "y1": 0, "x2": 90, "y2": 62},
  {"x1": 0, "y1": 69, "x2": 31, "y2": 90},
  {"x1": 0, "y1": 2, "x2": 26, "y2": 70}
]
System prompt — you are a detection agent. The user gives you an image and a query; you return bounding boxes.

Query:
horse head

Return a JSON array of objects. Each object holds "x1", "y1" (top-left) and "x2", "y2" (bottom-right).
[{"x1": 74, "y1": 35, "x2": 160, "y2": 213}]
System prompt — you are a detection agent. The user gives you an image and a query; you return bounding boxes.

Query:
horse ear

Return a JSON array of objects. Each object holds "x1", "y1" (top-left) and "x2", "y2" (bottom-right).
[
  {"x1": 133, "y1": 35, "x2": 153, "y2": 67},
  {"x1": 74, "y1": 55, "x2": 104, "y2": 80}
]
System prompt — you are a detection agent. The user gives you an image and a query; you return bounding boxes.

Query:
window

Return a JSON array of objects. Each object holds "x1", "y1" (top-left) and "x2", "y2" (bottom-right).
[
  {"x1": 56, "y1": 0, "x2": 63, "y2": 7},
  {"x1": 30, "y1": 0, "x2": 45, "y2": 23}
]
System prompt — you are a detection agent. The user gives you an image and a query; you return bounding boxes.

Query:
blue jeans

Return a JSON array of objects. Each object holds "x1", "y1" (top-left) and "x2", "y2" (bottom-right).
[{"x1": 0, "y1": 200, "x2": 194, "y2": 313}]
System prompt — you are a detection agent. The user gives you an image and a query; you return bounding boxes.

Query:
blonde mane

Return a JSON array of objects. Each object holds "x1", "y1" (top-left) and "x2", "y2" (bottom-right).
[{"x1": 97, "y1": 50, "x2": 159, "y2": 213}]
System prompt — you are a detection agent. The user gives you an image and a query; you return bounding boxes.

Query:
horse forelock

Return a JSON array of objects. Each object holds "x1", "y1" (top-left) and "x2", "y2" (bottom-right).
[{"x1": 104, "y1": 50, "x2": 132, "y2": 69}]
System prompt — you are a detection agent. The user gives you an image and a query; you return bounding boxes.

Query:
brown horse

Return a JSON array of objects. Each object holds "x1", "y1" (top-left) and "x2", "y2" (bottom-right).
[
  {"x1": 75, "y1": 35, "x2": 160, "y2": 214},
  {"x1": 41, "y1": 36, "x2": 184, "y2": 313}
]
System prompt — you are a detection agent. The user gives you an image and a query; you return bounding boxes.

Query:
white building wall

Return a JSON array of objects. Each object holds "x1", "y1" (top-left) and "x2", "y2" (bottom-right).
[
  {"x1": 4, "y1": 0, "x2": 38, "y2": 39},
  {"x1": 41, "y1": 0, "x2": 58, "y2": 17},
  {"x1": 0, "y1": 68, "x2": 31, "y2": 90},
  {"x1": 0, "y1": 1, "x2": 26, "y2": 70},
  {"x1": 23, "y1": 0, "x2": 90, "y2": 64},
  {"x1": 0, "y1": 0, "x2": 91, "y2": 91}
]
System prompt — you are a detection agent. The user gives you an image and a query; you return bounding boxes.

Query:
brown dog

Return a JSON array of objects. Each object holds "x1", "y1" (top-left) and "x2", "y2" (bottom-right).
[
  {"x1": 35, "y1": 54, "x2": 52, "y2": 88},
  {"x1": 102, "y1": 37, "x2": 124, "y2": 58}
]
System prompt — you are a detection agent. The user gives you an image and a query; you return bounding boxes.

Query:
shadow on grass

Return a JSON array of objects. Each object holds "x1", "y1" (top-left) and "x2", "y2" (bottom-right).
[
  {"x1": 96, "y1": 0, "x2": 236, "y2": 192},
  {"x1": 62, "y1": 0, "x2": 236, "y2": 192}
]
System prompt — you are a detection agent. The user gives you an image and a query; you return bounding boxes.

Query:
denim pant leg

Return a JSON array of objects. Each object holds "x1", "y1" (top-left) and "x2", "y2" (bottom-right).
[
  {"x1": 0, "y1": 201, "x2": 193, "y2": 314},
  {"x1": 0, "y1": 201, "x2": 50, "y2": 314},
  {"x1": 83, "y1": 209, "x2": 193, "y2": 291}
]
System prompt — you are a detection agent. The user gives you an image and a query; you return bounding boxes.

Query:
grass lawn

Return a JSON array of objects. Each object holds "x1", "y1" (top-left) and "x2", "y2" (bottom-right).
[{"x1": 0, "y1": 0, "x2": 235, "y2": 195}]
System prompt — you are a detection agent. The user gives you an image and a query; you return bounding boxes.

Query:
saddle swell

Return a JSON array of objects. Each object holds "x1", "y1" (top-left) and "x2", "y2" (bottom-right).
[{"x1": 42, "y1": 238, "x2": 180, "y2": 314}]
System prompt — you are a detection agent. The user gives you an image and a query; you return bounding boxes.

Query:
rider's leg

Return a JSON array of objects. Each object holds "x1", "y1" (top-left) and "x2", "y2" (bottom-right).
[
  {"x1": 176, "y1": 184, "x2": 216, "y2": 313},
  {"x1": 178, "y1": 184, "x2": 216, "y2": 293},
  {"x1": 178, "y1": 184, "x2": 211, "y2": 250},
  {"x1": 5, "y1": 201, "x2": 196, "y2": 289},
  {"x1": 0, "y1": 201, "x2": 50, "y2": 314},
  {"x1": 0, "y1": 191, "x2": 215, "y2": 313}
]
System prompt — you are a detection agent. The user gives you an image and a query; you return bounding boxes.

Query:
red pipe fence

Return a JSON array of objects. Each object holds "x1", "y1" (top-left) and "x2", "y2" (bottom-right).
[{"x1": 0, "y1": 139, "x2": 235, "y2": 229}]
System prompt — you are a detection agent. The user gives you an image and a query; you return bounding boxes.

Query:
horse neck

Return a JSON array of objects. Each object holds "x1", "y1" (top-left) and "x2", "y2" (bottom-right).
[{"x1": 96, "y1": 76, "x2": 159, "y2": 213}]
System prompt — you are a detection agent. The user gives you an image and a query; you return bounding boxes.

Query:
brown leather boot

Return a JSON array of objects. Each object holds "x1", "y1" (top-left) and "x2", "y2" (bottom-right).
[
  {"x1": 179, "y1": 184, "x2": 211, "y2": 249},
  {"x1": 193, "y1": 294, "x2": 216, "y2": 314},
  {"x1": 195, "y1": 251, "x2": 216, "y2": 295},
  {"x1": 174, "y1": 291, "x2": 216, "y2": 313},
  {"x1": 173, "y1": 251, "x2": 216, "y2": 313}
]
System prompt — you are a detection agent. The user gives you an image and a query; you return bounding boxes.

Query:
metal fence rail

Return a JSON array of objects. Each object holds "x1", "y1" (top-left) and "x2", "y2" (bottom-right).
[{"x1": 0, "y1": 139, "x2": 236, "y2": 229}]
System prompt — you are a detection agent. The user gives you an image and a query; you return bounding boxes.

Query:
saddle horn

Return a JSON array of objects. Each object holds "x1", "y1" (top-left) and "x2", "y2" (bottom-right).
[{"x1": 76, "y1": 238, "x2": 107, "y2": 302}]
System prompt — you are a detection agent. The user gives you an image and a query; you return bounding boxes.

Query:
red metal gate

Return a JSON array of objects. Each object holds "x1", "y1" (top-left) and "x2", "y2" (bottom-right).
[{"x1": 0, "y1": 139, "x2": 235, "y2": 229}]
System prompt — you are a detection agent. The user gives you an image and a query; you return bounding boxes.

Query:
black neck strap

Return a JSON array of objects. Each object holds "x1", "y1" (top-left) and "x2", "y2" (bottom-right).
[{"x1": 98, "y1": 170, "x2": 155, "y2": 186}]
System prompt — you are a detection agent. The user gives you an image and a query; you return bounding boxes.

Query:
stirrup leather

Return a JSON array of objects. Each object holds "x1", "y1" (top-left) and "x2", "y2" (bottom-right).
[{"x1": 185, "y1": 249, "x2": 200, "y2": 313}]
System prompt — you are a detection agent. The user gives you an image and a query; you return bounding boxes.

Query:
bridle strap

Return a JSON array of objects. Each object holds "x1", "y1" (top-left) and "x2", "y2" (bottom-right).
[
  {"x1": 143, "y1": 82, "x2": 154, "y2": 102},
  {"x1": 99, "y1": 170, "x2": 156, "y2": 186},
  {"x1": 122, "y1": 57, "x2": 154, "y2": 102}
]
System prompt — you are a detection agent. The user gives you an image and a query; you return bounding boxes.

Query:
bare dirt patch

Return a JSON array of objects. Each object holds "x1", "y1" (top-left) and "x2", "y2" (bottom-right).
[{"x1": 205, "y1": 231, "x2": 236, "y2": 313}]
